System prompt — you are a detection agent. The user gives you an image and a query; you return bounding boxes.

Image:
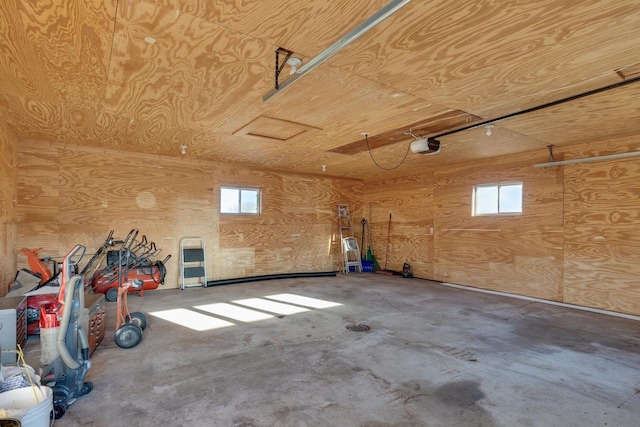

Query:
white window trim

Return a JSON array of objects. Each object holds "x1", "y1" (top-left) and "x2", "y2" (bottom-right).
[
  {"x1": 220, "y1": 186, "x2": 261, "y2": 215},
  {"x1": 472, "y1": 181, "x2": 523, "y2": 216}
]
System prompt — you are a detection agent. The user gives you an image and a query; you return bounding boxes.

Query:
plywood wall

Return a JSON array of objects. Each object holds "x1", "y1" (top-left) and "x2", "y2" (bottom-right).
[
  {"x1": 432, "y1": 152, "x2": 565, "y2": 300},
  {"x1": 365, "y1": 151, "x2": 564, "y2": 300},
  {"x1": 562, "y1": 137, "x2": 640, "y2": 315},
  {"x1": 15, "y1": 141, "x2": 363, "y2": 289},
  {"x1": 364, "y1": 174, "x2": 435, "y2": 277},
  {"x1": 14, "y1": 135, "x2": 640, "y2": 316},
  {"x1": 365, "y1": 138, "x2": 640, "y2": 316},
  {"x1": 0, "y1": 122, "x2": 17, "y2": 294}
]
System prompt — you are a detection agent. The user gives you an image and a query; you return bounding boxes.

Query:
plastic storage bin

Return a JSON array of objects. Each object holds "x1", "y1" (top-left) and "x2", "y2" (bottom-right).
[{"x1": 361, "y1": 260, "x2": 374, "y2": 272}]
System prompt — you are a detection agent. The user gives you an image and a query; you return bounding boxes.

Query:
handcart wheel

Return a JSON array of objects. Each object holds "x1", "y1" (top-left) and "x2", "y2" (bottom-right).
[
  {"x1": 126, "y1": 311, "x2": 148, "y2": 330},
  {"x1": 105, "y1": 287, "x2": 118, "y2": 302},
  {"x1": 115, "y1": 323, "x2": 143, "y2": 349},
  {"x1": 79, "y1": 381, "x2": 93, "y2": 396},
  {"x1": 54, "y1": 402, "x2": 67, "y2": 419}
]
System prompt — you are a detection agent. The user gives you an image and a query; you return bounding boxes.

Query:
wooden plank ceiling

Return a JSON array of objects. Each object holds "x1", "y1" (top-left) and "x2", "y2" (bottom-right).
[{"x1": 1, "y1": 0, "x2": 639, "y2": 179}]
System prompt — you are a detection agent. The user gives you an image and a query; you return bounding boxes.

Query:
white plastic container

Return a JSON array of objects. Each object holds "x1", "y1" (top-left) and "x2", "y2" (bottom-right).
[
  {"x1": 39, "y1": 326, "x2": 60, "y2": 366},
  {"x1": 0, "y1": 385, "x2": 53, "y2": 427}
]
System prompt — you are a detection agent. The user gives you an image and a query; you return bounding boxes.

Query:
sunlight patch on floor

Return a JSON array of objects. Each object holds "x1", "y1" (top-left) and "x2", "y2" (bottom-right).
[
  {"x1": 232, "y1": 298, "x2": 310, "y2": 315},
  {"x1": 194, "y1": 302, "x2": 275, "y2": 322},
  {"x1": 148, "y1": 294, "x2": 342, "y2": 331},
  {"x1": 149, "y1": 308, "x2": 235, "y2": 331}
]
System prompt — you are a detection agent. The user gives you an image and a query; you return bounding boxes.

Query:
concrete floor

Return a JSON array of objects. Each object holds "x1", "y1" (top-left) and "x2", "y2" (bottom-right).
[{"x1": 24, "y1": 275, "x2": 640, "y2": 426}]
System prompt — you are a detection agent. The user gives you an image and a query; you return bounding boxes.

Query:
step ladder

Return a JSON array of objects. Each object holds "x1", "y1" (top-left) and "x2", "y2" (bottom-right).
[
  {"x1": 180, "y1": 237, "x2": 207, "y2": 289},
  {"x1": 337, "y1": 204, "x2": 362, "y2": 274}
]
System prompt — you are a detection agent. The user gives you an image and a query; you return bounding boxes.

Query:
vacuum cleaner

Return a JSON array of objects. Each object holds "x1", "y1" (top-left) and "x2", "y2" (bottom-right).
[{"x1": 39, "y1": 244, "x2": 93, "y2": 419}]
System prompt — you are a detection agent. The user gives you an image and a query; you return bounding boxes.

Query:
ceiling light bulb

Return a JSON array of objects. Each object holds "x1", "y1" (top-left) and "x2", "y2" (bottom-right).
[
  {"x1": 287, "y1": 57, "x2": 302, "y2": 75},
  {"x1": 485, "y1": 124, "x2": 494, "y2": 137},
  {"x1": 180, "y1": 145, "x2": 187, "y2": 155},
  {"x1": 322, "y1": 165, "x2": 326, "y2": 172}
]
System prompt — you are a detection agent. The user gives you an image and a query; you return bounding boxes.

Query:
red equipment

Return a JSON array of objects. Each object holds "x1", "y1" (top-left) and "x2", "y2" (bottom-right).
[
  {"x1": 20, "y1": 247, "x2": 54, "y2": 284},
  {"x1": 113, "y1": 277, "x2": 147, "y2": 349},
  {"x1": 89, "y1": 261, "x2": 167, "y2": 302},
  {"x1": 39, "y1": 244, "x2": 93, "y2": 419},
  {"x1": 27, "y1": 294, "x2": 59, "y2": 335},
  {"x1": 88, "y1": 228, "x2": 169, "y2": 301},
  {"x1": 20, "y1": 247, "x2": 64, "y2": 335}
]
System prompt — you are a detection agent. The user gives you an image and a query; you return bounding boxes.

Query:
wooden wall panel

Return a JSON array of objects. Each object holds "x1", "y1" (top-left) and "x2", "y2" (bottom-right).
[
  {"x1": 565, "y1": 155, "x2": 640, "y2": 226},
  {"x1": 216, "y1": 169, "x2": 363, "y2": 277},
  {"x1": 563, "y1": 138, "x2": 640, "y2": 315},
  {"x1": 365, "y1": 149, "x2": 564, "y2": 299},
  {"x1": 16, "y1": 144, "x2": 60, "y2": 224},
  {"x1": 434, "y1": 153, "x2": 564, "y2": 228},
  {"x1": 0, "y1": 122, "x2": 18, "y2": 294},
  {"x1": 564, "y1": 225, "x2": 640, "y2": 315},
  {"x1": 436, "y1": 227, "x2": 563, "y2": 300},
  {"x1": 364, "y1": 174, "x2": 435, "y2": 278},
  {"x1": 15, "y1": 134, "x2": 640, "y2": 315},
  {"x1": 365, "y1": 138, "x2": 640, "y2": 316},
  {"x1": 16, "y1": 140, "x2": 362, "y2": 289},
  {"x1": 431, "y1": 152, "x2": 564, "y2": 299}
]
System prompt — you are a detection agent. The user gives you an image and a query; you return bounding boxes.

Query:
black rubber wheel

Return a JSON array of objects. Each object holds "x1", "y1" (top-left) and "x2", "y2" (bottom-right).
[
  {"x1": 79, "y1": 381, "x2": 93, "y2": 396},
  {"x1": 53, "y1": 403, "x2": 67, "y2": 419},
  {"x1": 105, "y1": 287, "x2": 118, "y2": 302},
  {"x1": 126, "y1": 312, "x2": 147, "y2": 330},
  {"x1": 115, "y1": 323, "x2": 143, "y2": 349}
]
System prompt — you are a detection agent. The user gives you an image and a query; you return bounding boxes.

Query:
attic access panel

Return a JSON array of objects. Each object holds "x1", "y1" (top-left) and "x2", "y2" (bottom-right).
[
  {"x1": 233, "y1": 115, "x2": 322, "y2": 142},
  {"x1": 329, "y1": 110, "x2": 482, "y2": 155}
]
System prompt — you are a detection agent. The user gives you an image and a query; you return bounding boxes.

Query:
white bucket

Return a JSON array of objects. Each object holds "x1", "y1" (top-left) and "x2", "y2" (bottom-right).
[{"x1": 0, "y1": 385, "x2": 53, "y2": 427}]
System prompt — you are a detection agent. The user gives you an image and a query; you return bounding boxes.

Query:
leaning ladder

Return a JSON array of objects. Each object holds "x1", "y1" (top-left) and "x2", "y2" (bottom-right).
[{"x1": 337, "y1": 204, "x2": 362, "y2": 274}]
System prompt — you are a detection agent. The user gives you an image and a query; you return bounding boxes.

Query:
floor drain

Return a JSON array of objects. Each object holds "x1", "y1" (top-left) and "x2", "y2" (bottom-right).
[{"x1": 346, "y1": 323, "x2": 371, "y2": 332}]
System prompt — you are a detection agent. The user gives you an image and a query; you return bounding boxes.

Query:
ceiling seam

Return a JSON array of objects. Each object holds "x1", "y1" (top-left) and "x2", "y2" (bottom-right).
[{"x1": 106, "y1": 0, "x2": 120, "y2": 88}]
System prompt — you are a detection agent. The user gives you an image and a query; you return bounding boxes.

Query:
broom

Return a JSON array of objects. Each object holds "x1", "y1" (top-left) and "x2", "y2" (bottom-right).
[
  {"x1": 376, "y1": 213, "x2": 394, "y2": 275},
  {"x1": 363, "y1": 218, "x2": 381, "y2": 271}
]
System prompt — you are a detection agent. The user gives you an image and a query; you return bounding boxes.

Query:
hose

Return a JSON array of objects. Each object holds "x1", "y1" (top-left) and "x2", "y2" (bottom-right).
[
  {"x1": 206, "y1": 271, "x2": 337, "y2": 287},
  {"x1": 76, "y1": 275, "x2": 90, "y2": 362},
  {"x1": 56, "y1": 275, "x2": 88, "y2": 369}
]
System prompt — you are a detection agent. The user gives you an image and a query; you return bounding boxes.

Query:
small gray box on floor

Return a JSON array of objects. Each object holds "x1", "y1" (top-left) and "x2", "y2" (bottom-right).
[{"x1": 0, "y1": 296, "x2": 27, "y2": 364}]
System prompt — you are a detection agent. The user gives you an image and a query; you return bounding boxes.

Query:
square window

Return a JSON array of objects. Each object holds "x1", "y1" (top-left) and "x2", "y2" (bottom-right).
[
  {"x1": 498, "y1": 184, "x2": 523, "y2": 213},
  {"x1": 220, "y1": 186, "x2": 260, "y2": 215},
  {"x1": 473, "y1": 182, "x2": 522, "y2": 216}
]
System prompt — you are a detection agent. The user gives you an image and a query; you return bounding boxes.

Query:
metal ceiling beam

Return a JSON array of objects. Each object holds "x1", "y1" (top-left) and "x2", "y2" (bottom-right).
[
  {"x1": 534, "y1": 151, "x2": 640, "y2": 168},
  {"x1": 263, "y1": 0, "x2": 412, "y2": 102}
]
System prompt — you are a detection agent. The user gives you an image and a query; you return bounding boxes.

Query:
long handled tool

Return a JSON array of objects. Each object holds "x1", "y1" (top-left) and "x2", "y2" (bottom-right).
[
  {"x1": 365, "y1": 218, "x2": 377, "y2": 267},
  {"x1": 360, "y1": 218, "x2": 367, "y2": 259},
  {"x1": 376, "y1": 213, "x2": 394, "y2": 275}
]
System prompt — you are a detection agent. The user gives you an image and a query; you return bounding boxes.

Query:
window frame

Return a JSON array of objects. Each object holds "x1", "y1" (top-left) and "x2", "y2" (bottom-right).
[
  {"x1": 472, "y1": 181, "x2": 523, "y2": 216},
  {"x1": 220, "y1": 186, "x2": 261, "y2": 215}
]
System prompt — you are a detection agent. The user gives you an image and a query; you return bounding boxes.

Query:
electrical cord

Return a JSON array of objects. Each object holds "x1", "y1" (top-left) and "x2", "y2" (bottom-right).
[{"x1": 365, "y1": 133, "x2": 412, "y2": 171}]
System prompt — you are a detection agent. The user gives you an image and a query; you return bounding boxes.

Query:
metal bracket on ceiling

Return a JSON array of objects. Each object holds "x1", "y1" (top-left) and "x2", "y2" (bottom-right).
[
  {"x1": 274, "y1": 47, "x2": 293, "y2": 91},
  {"x1": 547, "y1": 145, "x2": 555, "y2": 162},
  {"x1": 264, "y1": 0, "x2": 411, "y2": 102},
  {"x1": 404, "y1": 129, "x2": 424, "y2": 141}
]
